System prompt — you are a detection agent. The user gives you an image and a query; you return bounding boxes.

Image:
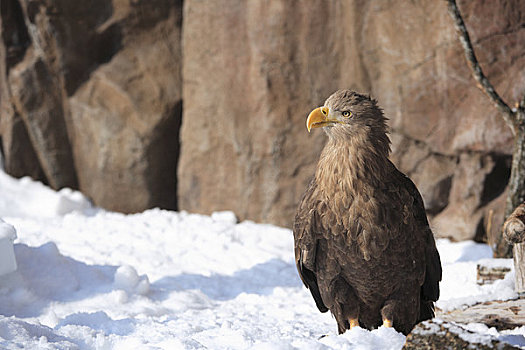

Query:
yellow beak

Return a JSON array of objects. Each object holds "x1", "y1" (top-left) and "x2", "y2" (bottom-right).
[{"x1": 306, "y1": 106, "x2": 333, "y2": 132}]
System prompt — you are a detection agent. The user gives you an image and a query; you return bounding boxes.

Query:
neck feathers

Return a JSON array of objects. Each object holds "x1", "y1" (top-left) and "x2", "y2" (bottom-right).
[{"x1": 315, "y1": 129, "x2": 391, "y2": 198}]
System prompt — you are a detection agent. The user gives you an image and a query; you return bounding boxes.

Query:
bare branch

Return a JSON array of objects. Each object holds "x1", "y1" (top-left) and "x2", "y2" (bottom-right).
[{"x1": 446, "y1": 0, "x2": 517, "y2": 134}]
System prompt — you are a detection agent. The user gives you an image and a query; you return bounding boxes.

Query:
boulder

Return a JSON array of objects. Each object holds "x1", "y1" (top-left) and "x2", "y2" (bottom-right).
[
  {"x1": 0, "y1": 103, "x2": 45, "y2": 182},
  {"x1": 0, "y1": 0, "x2": 69, "y2": 186},
  {"x1": 8, "y1": 54, "x2": 78, "y2": 189},
  {"x1": 0, "y1": 0, "x2": 183, "y2": 212},
  {"x1": 67, "y1": 0, "x2": 183, "y2": 212}
]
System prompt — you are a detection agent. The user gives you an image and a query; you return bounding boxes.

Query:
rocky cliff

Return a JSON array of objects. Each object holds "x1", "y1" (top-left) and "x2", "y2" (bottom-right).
[
  {"x1": 0, "y1": 0, "x2": 182, "y2": 212},
  {"x1": 1, "y1": 0, "x2": 524, "y2": 244}
]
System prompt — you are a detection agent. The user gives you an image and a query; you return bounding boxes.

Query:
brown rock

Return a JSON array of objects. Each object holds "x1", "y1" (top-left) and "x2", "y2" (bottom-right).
[
  {"x1": 180, "y1": 0, "x2": 342, "y2": 225},
  {"x1": 364, "y1": 1, "x2": 521, "y2": 156},
  {"x1": 8, "y1": 54, "x2": 78, "y2": 189},
  {"x1": 67, "y1": 0, "x2": 183, "y2": 212},
  {"x1": 0, "y1": 0, "x2": 42, "y2": 180},
  {"x1": 433, "y1": 153, "x2": 510, "y2": 241},
  {"x1": 179, "y1": 0, "x2": 522, "y2": 231},
  {"x1": 0, "y1": 0, "x2": 183, "y2": 212},
  {"x1": 404, "y1": 319, "x2": 520, "y2": 349},
  {"x1": 390, "y1": 133, "x2": 456, "y2": 216},
  {"x1": 0, "y1": 106, "x2": 45, "y2": 183},
  {"x1": 0, "y1": 0, "x2": 73, "y2": 187}
]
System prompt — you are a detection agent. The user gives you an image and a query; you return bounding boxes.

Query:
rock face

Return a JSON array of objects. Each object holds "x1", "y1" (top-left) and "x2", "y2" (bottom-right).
[
  {"x1": 179, "y1": 0, "x2": 524, "y2": 236},
  {"x1": 1, "y1": 0, "x2": 525, "y2": 241},
  {"x1": 0, "y1": 0, "x2": 182, "y2": 212},
  {"x1": 180, "y1": 1, "x2": 338, "y2": 225}
]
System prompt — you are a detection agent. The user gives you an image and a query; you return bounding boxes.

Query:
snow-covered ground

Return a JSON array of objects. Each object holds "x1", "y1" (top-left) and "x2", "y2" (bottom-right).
[{"x1": 0, "y1": 170, "x2": 523, "y2": 349}]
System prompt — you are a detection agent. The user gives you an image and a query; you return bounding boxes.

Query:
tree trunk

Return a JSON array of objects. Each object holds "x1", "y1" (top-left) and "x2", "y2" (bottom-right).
[
  {"x1": 495, "y1": 118, "x2": 525, "y2": 258},
  {"x1": 509, "y1": 124, "x2": 525, "y2": 294},
  {"x1": 508, "y1": 111, "x2": 525, "y2": 294},
  {"x1": 515, "y1": 243, "x2": 525, "y2": 297},
  {"x1": 503, "y1": 202, "x2": 525, "y2": 296},
  {"x1": 506, "y1": 124, "x2": 525, "y2": 218}
]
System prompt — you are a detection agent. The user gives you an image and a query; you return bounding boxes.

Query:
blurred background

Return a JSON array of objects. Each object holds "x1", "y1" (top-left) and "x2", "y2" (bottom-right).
[{"x1": 0, "y1": 0, "x2": 524, "y2": 247}]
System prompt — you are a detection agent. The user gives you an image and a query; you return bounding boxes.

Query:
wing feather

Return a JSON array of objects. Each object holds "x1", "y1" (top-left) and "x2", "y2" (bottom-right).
[
  {"x1": 397, "y1": 169, "x2": 442, "y2": 302},
  {"x1": 293, "y1": 178, "x2": 328, "y2": 313}
]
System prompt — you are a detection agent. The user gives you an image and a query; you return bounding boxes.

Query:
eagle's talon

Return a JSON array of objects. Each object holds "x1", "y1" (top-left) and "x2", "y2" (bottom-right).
[
  {"x1": 383, "y1": 319, "x2": 393, "y2": 328},
  {"x1": 349, "y1": 318, "x2": 359, "y2": 329}
]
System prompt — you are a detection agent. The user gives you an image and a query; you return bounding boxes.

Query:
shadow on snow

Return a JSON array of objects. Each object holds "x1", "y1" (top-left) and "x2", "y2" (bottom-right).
[
  {"x1": 153, "y1": 258, "x2": 302, "y2": 301},
  {"x1": 0, "y1": 243, "x2": 303, "y2": 318},
  {"x1": 0, "y1": 243, "x2": 117, "y2": 318}
]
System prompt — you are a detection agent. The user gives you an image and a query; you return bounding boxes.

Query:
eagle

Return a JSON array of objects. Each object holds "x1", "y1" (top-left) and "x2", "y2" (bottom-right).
[{"x1": 293, "y1": 90, "x2": 442, "y2": 335}]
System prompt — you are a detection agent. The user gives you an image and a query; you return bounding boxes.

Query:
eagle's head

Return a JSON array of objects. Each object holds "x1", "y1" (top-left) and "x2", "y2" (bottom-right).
[{"x1": 307, "y1": 90, "x2": 390, "y2": 157}]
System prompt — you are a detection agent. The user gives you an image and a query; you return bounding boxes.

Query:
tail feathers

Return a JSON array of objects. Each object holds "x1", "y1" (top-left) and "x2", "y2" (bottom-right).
[{"x1": 418, "y1": 299, "x2": 435, "y2": 323}]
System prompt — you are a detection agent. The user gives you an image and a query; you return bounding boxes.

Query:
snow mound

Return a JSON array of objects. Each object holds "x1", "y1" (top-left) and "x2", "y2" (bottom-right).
[
  {"x1": 0, "y1": 172, "x2": 91, "y2": 218},
  {"x1": 0, "y1": 316, "x2": 79, "y2": 350},
  {"x1": 211, "y1": 211, "x2": 238, "y2": 224},
  {"x1": 114, "y1": 265, "x2": 150, "y2": 296},
  {"x1": 320, "y1": 326, "x2": 406, "y2": 349}
]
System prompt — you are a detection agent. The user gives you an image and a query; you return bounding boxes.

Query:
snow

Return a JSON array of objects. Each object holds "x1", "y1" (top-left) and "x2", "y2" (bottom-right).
[
  {"x1": 0, "y1": 219, "x2": 17, "y2": 276},
  {"x1": 436, "y1": 239, "x2": 518, "y2": 312},
  {"x1": 0, "y1": 170, "x2": 523, "y2": 349}
]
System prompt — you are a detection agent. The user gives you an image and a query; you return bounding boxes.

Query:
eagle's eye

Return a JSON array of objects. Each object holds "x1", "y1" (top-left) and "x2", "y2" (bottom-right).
[{"x1": 342, "y1": 111, "x2": 351, "y2": 118}]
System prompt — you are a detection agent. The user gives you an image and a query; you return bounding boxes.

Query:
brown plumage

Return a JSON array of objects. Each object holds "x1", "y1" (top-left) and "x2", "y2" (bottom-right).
[{"x1": 294, "y1": 90, "x2": 442, "y2": 335}]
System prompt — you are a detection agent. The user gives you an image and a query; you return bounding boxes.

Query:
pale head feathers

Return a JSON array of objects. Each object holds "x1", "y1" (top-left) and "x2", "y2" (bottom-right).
[
  {"x1": 315, "y1": 90, "x2": 393, "y2": 191},
  {"x1": 322, "y1": 90, "x2": 391, "y2": 159}
]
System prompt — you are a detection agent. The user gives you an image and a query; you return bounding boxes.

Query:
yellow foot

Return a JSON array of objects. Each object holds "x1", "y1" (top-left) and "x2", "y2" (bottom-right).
[
  {"x1": 349, "y1": 318, "x2": 359, "y2": 329},
  {"x1": 383, "y1": 319, "x2": 393, "y2": 328}
]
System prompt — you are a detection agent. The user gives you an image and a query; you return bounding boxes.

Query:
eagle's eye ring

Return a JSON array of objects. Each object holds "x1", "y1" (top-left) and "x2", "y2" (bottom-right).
[{"x1": 342, "y1": 111, "x2": 351, "y2": 118}]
